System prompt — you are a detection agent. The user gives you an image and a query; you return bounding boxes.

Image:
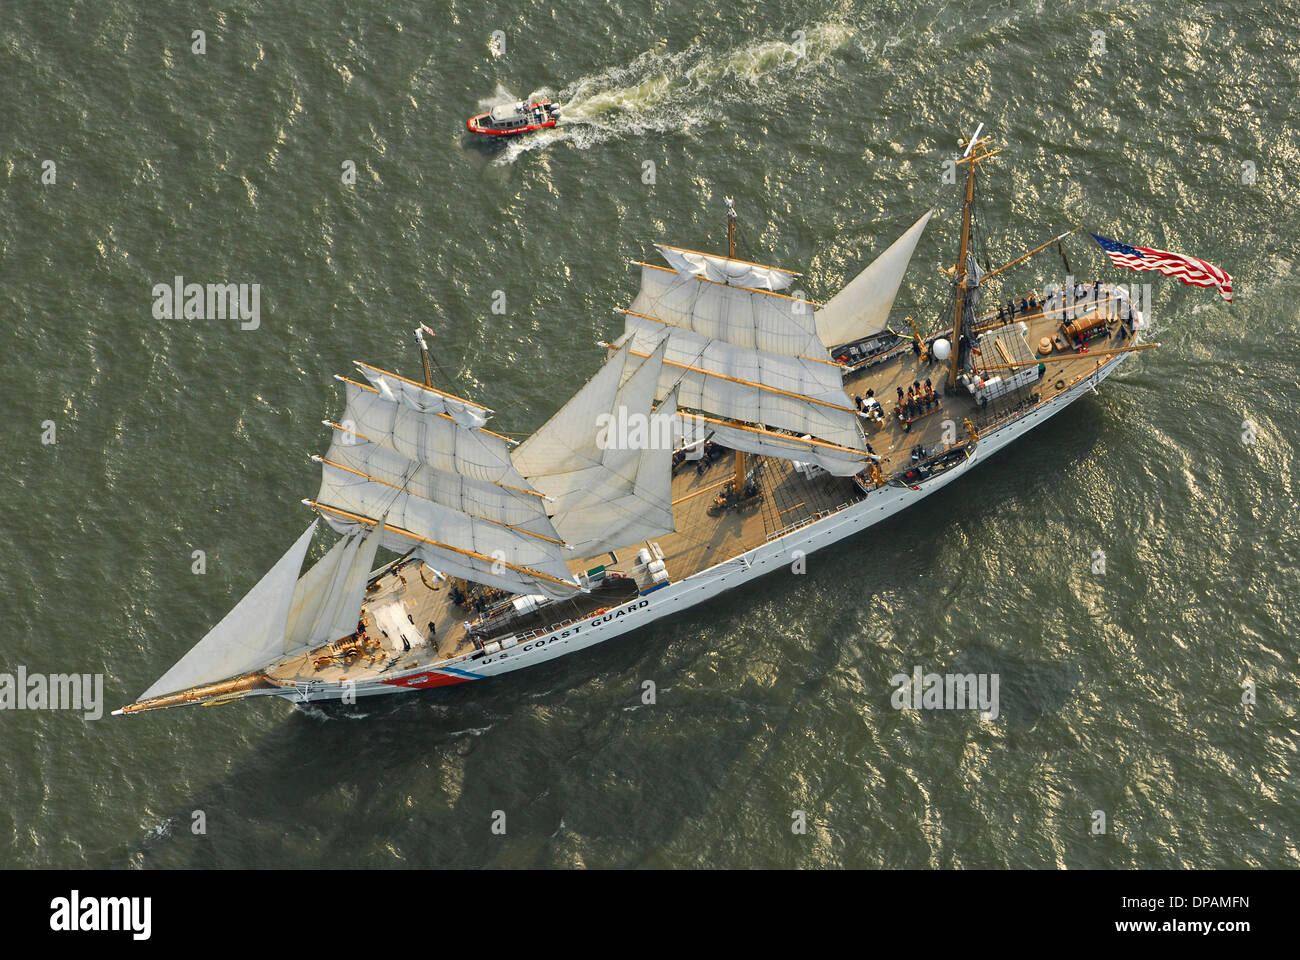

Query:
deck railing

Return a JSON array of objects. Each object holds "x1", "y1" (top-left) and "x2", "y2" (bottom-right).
[{"x1": 765, "y1": 501, "x2": 855, "y2": 543}]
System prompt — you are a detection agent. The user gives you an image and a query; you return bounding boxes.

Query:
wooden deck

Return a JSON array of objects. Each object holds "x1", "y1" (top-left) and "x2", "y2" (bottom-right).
[{"x1": 642, "y1": 453, "x2": 861, "y2": 584}]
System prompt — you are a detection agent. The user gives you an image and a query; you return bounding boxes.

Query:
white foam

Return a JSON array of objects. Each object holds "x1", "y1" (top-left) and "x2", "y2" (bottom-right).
[{"x1": 491, "y1": 23, "x2": 854, "y2": 166}]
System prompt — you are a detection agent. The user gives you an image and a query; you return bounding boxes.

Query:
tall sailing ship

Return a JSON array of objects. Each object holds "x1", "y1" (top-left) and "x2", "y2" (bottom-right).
[{"x1": 117, "y1": 133, "x2": 1154, "y2": 716}]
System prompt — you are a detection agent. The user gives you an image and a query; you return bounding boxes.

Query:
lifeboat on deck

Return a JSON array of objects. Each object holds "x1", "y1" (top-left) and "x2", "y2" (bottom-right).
[{"x1": 467, "y1": 100, "x2": 561, "y2": 136}]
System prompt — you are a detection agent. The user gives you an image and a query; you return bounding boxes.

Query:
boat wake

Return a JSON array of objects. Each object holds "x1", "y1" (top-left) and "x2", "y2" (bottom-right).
[
  {"x1": 292, "y1": 702, "x2": 371, "y2": 721},
  {"x1": 490, "y1": 23, "x2": 854, "y2": 165}
]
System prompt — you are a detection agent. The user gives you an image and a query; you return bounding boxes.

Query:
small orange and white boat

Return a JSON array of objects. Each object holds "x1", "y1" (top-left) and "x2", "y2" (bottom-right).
[{"x1": 467, "y1": 100, "x2": 561, "y2": 136}]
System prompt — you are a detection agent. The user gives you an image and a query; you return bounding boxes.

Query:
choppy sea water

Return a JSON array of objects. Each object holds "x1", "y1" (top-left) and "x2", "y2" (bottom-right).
[{"x1": 1, "y1": 0, "x2": 1296, "y2": 868}]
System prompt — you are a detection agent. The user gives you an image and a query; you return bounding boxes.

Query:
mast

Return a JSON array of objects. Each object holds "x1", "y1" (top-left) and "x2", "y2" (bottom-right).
[
  {"x1": 414, "y1": 325, "x2": 434, "y2": 388},
  {"x1": 724, "y1": 196, "x2": 746, "y2": 495},
  {"x1": 946, "y1": 132, "x2": 1000, "y2": 389},
  {"x1": 726, "y1": 196, "x2": 737, "y2": 259}
]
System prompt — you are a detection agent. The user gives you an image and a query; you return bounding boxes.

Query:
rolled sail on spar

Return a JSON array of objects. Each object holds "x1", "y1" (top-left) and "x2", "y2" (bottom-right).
[{"x1": 118, "y1": 134, "x2": 1164, "y2": 715}]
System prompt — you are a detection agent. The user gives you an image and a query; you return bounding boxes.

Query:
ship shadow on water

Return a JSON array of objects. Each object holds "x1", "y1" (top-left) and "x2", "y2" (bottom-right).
[
  {"x1": 692, "y1": 404, "x2": 1114, "y2": 866},
  {"x1": 682, "y1": 398, "x2": 1113, "y2": 825},
  {"x1": 99, "y1": 647, "x2": 768, "y2": 869},
  {"x1": 98, "y1": 401, "x2": 1114, "y2": 869}
]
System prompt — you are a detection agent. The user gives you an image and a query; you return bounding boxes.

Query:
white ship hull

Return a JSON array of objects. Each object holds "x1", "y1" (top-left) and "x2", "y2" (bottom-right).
[{"x1": 266, "y1": 354, "x2": 1128, "y2": 707}]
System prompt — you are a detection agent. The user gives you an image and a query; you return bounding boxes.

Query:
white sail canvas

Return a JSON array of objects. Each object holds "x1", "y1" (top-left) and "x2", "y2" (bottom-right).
[
  {"x1": 615, "y1": 315, "x2": 865, "y2": 450},
  {"x1": 337, "y1": 381, "x2": 529, "y2": 489},
  {"x1": 655, "y1": 243, "x2": 798, "y2": 290},
  {"x1": 283, "y1": 522, "x2": 382, "y2": 655},
  {"x1": 323, "y1": 432, "x2": 557, "y2": 538},
  {"x1": 687, "y1": 416, "x2": 867, "y2": 477},
  {"x1": 315, "y1": 463, "x2": 578, "y2": 598},
  {"x1": 630, "y1": 264, "x2": 824, "y2": 358},
  {"x1": 528, "y1": 343, "x2": 677, "y2": 555},
  {"x1": 814, "y1": 210, "x2": 933, "y2": 349},
  {"x1": 139, "y1": 522, "x2": 318, "y2": 700},
  {"x1": 354, "y1": 362, "x2": 491, "y2": 429}
]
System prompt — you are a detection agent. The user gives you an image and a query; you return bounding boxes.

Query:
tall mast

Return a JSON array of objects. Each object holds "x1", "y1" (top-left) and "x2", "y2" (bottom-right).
[
  {"x1": 725, "y1": 196, "x2": 737, "y2": 259},
  {"x1": 946, "y1": 132, "x2": 1000, "y2": 389},
  {"x1": 414, "y1": 325, "x2": 434, "y2": 388},
  {"x1": 724, "y1": 196, "x2": 746, "y2": 495}
]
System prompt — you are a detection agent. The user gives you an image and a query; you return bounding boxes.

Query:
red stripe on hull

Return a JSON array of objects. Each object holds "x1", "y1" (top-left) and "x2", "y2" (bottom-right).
[
  {"x1": 466, "y1": 119, "x2": 558, "y2": 136},
  {"x1": 383, "y1": 671, "x2": 471, "y2": 689}
]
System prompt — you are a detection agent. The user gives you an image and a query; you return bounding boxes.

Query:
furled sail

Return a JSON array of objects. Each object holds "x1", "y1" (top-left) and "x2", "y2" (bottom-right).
[
  {"x1": 654, "y1": 243, "x2": 799, "y2": 291},
  {"x1": 354, "y1": 361, "x2": 490, "y2": 429},
  {"x1": 513, "y1": 341, "x2": 677, "y2": 556},
  {"x1": 138, "y1": 522, "x2": 318, "y2": 701},
  {"x1": 614, "y1": 312, "x2": 866, "y2": 450},
  {"x1": 684, "y1": 415, "x2": 871, "y2": 477},
  {"x1": 282, "y1": 521, "x2": 383, "y2": 655},
  {"x1": 629, "y1": 262, "x2": 824, "y2": 358},
  {"x1": 814, "y1": 210, "x2": 933, "y2": 349}
]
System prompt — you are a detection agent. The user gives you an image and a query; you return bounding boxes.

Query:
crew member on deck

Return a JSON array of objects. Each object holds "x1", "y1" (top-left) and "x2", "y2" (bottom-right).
[{"x1": 863, "y1": 389, "x2": 883, "y2": 422}]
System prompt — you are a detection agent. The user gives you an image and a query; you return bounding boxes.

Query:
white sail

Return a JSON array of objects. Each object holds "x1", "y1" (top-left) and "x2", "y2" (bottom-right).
[
  {"x1": 283, "y1": 522, "x2": 382, "y2": 654},
  {"x1": 672, "y1": 411, "x2": 710, "y2": 451},
  {"x1": 684, "y1": 416, "x2": 869, "y2": 477},
  {"x1": 354, "y1": 362, "x2": 490, "y2": 429},
  {"x1": 314, "y1": 463, "x2": 578, "y2": 599},
  {"x1": 139, "y1": 522, "x2": 318, "y2": 701},
  {"x1": 323, "y1": 429, "x2": 558, "y2": 539},
  {"x1": 629, "y1": 263, "x2": 825, "y2": 358},
  {"x1": 511, "y1": 341, "x2": 634, "y2": 479},
  {"x1": 655, "y1": 243, "x2": 798, "y2": 290},
  {"x1": 335, "y1": 380, "x2": 529, "y2": 489},
  {"x1": 317, "y1": 373, "x2": 576, "y2": 596},
  {"x1": 526, "y1": 344, "x2": 677, "y2": 556},
  {"x1": 814, "y1": 210, "x2": 933, "y2": 349},
  {"x1": 615, "y1": 314, "x2": 866, "y2": 450}
]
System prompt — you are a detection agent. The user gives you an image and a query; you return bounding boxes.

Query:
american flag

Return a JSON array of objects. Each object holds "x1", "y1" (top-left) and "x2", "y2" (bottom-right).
[{"x1": 1091, "y1": 234, "x2": 1233, "y2": 303}]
